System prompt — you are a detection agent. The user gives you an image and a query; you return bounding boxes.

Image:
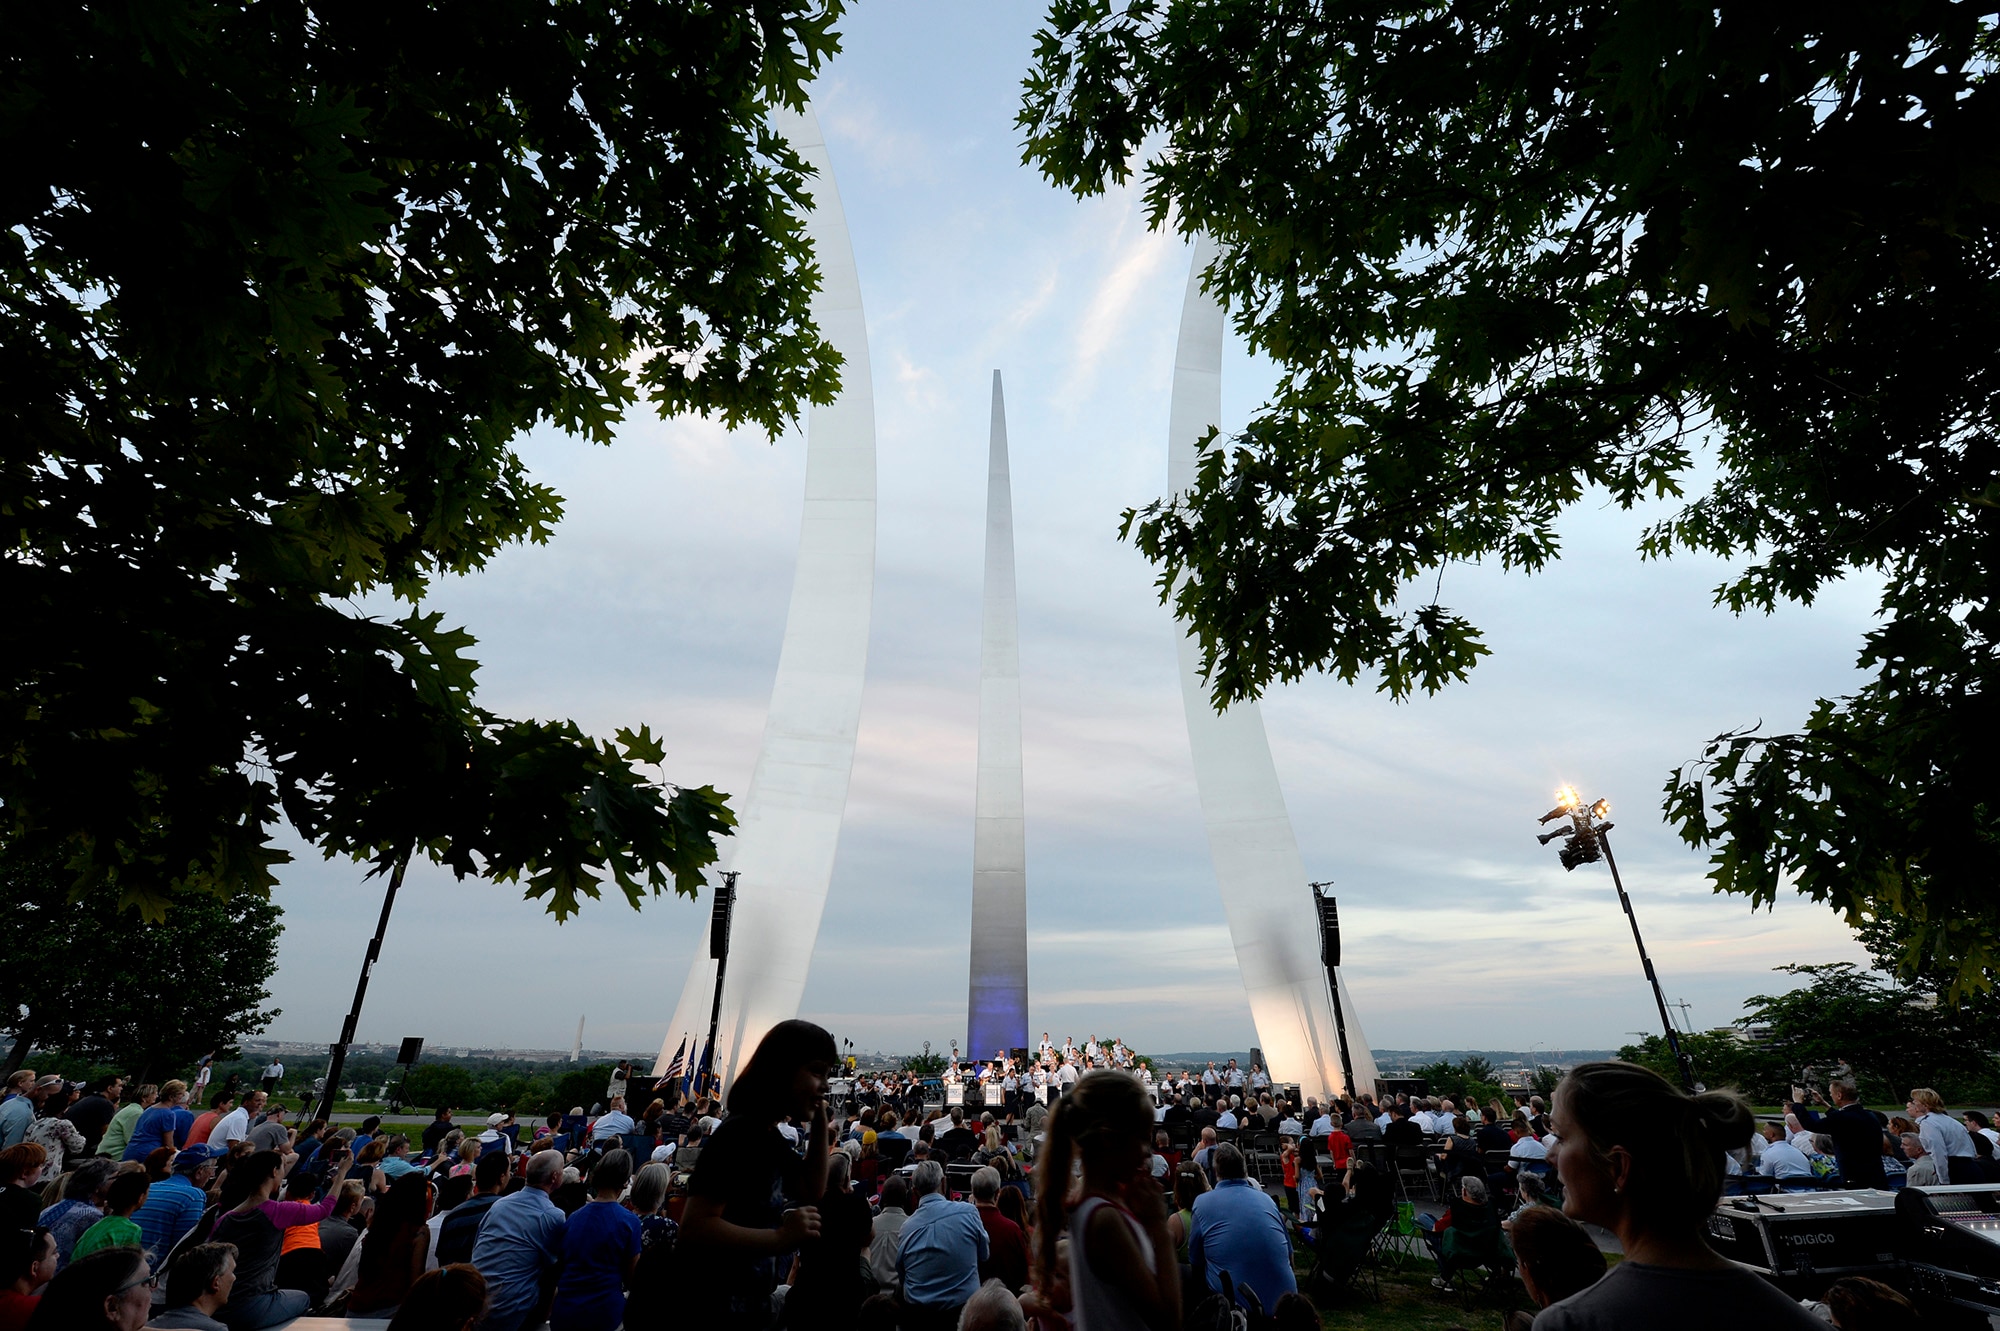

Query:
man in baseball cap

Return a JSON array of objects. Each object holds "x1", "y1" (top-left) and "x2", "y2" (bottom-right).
[{"x1": 134, "y1": 1144, "x2": 227, "y2": 1259}]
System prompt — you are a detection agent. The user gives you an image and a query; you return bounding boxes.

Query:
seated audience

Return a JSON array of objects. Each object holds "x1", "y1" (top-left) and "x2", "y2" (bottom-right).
[
  {"x1": 0, "y1": 1228, "x2": 56, "y2": 1331},
  {"x1": 39, "y1": 1157, "x2": 116, "y2": 1268},
  {"x1": 550, "y1": 1150, "x2": 640, "y2": 1331},
  {"x1": 1820, "y1": 1275, "x2": 1917, "y2": 1331},
  {"x1": 971, "y1": 1166, "x2": 1028, "y2": 1294},
  {"x1": 151, "y1": 1242, "x2": 238, "y2": 1331},
  {"x1": 70, "y1": 1170, "x2": 149, "y2": 1263},
  {"x1": 470, "y1": 1150, "x2": 566, "y2": 1331},
  {"x1": 869, "y1": 1177, "x2": 913, "y2": 1287},
  {"x1": 0, "y1": 1147, "x2": 46, "y2": 1237},
  {"x1": 1190, "y1": 1142, "x2": 1295, "y2": 1309},
  {"x1": 896, "y1": 1159, "x2": 987, "y2": 1331},
  {"x1": 1756, "y1": 1122, "x2": 1817, "y2": 1190},
  {"x1": 1501, "y1": 1204, "x2": 1605, "y2": 1331},
  {"x1": 386, "y1": 1263, "x2": 488, "y2": 1331},
  {"x1": 19, "y1": 1245, "x2": 150, "y2": 1331},
  {"x1": 350, "y1": 1172, "x2": 433, "y2": 1317}
]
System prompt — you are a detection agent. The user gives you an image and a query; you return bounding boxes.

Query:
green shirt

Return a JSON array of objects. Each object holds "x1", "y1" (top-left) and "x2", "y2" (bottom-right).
[
  {"x1": 98, "y1": 1102, "x2": 144, "y2": 1160},
  {"x1": 71, "y1": 1214, "x2": 143, "y2": 1262}
]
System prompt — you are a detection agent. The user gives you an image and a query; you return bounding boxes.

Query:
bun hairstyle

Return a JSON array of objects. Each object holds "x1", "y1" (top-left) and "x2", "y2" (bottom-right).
[
  {"x1": 1032, "y1": 1070, "x2": 1153, "y2": 1289},
  {"x1": 1555, "y1": 1061, "x2": 1753, "y2": 1230}
]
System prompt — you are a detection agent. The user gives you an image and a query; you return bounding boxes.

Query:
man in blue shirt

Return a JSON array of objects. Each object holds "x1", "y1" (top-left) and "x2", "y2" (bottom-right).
[
  {"x1": 897, "y1": 1159, "x2": 988, "y2": 1329},
  {"x1": 0, "y1": 1075, "x2": 56, "y2": 1151},
  {"x1": 1190, "y1": 1143, "x2": 1296, "y2": 1309},
  {"x1": 134, "y1": 1145, "x2": 222, "y2": 1262},
  {"x1": 469, "y1": 1148, "x2": 567, "y2": 1331},
  {"x1": 589, "y1": 1095, "x2": 636, "y2": 1145}
]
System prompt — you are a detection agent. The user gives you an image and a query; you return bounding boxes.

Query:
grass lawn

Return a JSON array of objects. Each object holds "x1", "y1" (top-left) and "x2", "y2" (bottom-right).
[
  {"x1": 1292, "y1": 1232, "x2": 1533, "y2": 1330},
  {"x1": 1314, "y1": 1270, "x2": 1520, "y2": 1330}
]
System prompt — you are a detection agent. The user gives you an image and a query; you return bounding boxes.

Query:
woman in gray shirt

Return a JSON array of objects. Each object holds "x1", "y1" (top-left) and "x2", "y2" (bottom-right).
[{"x1": 1532, "y1": 1062, "x2": 1822, "y2": 1331}]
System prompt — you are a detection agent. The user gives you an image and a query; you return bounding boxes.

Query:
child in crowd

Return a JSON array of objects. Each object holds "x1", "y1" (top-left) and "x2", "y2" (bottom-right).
[{"x1": 1033, "y1": 1070, "x2": 1178, "y2": 1331}]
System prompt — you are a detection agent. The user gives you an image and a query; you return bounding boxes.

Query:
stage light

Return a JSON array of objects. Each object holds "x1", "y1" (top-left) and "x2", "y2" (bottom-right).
[{"x1": 1532, "y1": 785, "x2": 1695, "y2": 1092}]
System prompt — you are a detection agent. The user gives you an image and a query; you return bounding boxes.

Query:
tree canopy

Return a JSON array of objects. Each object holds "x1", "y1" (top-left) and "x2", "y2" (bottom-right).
[
  {"x1": 1022, "y1": 1, "x2": 2000, "y2": 988},
  {"x1": 0, "y1": 848, "x2": 282, "y2": 1081},
  {"x1": 1, "y1": 1, "x2": 850, "y2": 919},
  {"x1": 1620, "y1": 961, "x2": 2000, "y2": 1104}
]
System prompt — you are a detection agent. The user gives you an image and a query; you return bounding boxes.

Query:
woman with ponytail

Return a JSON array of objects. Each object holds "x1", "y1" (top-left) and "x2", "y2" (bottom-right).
[
  {"x1": 1536, "y1": 1062, "x2": 1822, "y2": 1329},
  {"x1": 1032, "y1": 1070, "x2": 1178, "y2": 1330}
]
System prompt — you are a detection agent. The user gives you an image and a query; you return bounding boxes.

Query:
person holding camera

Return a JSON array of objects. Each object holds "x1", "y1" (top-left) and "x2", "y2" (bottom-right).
[{"x1": 1787, "y1": 1072, "x2": 1886, "y2": 1189}]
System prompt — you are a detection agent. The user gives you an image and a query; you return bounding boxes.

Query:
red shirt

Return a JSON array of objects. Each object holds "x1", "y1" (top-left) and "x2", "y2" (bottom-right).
[
  {"x1": 187, "y1": 1110, "x2": 223, "y2": 1146},
  {"x1": 977, "y1": 1203, "x2": 1030, "y2": 1293},
  {"x1": 0, "y1": 1291, "x2": 38, "y2": 1331},
  {"x1": 1325, "y1": 1129, "x2": 1353, "y2": 1169}
]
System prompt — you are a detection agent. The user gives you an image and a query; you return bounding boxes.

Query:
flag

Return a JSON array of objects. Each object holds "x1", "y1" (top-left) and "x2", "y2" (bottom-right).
[
  {"x1": 690, "y1": 1037, "x2": 714, "y2": 1097},
  {"x1": 653, "y1": 1036, "x2": 688, "y2": 1093}
]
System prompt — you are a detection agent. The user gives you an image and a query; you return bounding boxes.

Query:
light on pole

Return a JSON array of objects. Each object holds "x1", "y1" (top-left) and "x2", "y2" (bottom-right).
[{"x1": 1536, "y1": 787, "x2": 1696, "y2": 1093}]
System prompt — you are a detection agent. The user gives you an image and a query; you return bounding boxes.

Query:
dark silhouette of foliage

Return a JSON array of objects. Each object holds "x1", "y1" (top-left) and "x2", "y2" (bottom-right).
[
  {"x1": 1023, "y1": 1, "x2": 2000, "y2": 990},
  {"x1": 2, "y1": 1, "x2": 851, "y2": 920},
  {"x1": 0, "y1": 848, "x2": 281, "y2": 1080}
]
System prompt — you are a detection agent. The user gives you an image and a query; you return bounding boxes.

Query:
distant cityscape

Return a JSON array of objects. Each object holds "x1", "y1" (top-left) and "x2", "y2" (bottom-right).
[{"x1": 237, "y1": 1038, "x2": 1659, "y2": 1081}]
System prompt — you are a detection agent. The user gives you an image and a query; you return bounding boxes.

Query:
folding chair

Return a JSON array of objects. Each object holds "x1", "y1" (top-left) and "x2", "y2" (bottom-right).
[
  {"x1": 1299, "y1": 1205, "x2": 1384, "y2": 1304},
  {"x1": 1373, "y1": 1200, "x2": 1427, "y2": 1271}
]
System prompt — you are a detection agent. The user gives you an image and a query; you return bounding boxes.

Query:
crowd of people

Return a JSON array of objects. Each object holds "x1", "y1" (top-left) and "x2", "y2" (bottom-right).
[{"x1": 0, "y1": 1045, "x2": 1951, "y2": 1330}]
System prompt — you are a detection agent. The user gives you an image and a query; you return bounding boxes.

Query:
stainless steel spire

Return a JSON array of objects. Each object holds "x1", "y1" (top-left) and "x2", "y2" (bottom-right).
[{"x1": 967, "y1": 370, "x2": 1029, "y2": 1060}]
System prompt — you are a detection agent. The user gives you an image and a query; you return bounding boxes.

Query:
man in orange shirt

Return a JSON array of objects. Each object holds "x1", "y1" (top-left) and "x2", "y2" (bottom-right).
[{"x1": 186, "y1": 1091, "x2": 235, "y2": 1146}]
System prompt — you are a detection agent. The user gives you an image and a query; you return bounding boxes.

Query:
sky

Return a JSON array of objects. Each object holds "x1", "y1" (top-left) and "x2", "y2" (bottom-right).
[{"x1": 260, "y1": 2, "x2": 1878, "y2": 1062}]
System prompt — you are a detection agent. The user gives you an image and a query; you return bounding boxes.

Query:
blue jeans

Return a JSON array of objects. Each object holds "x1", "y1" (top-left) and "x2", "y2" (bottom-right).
[{"x1": 222, "y1": 1287, "x2": 310, "y2": 1331}]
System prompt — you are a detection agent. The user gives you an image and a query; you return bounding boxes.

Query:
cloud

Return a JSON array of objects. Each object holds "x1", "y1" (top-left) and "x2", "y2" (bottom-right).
[
  {"x1": 1064, "y1": 193, "x2": 1182, "y2": 397},
  {"x1": 255, "y1": 5, "x2": 1881, "y2": 1062}
]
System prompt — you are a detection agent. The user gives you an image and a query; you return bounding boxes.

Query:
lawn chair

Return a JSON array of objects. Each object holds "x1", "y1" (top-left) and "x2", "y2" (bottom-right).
[
  {"x1": 1373, "y1": 1200, "x2": 1427, "y2": 1271},
  {"x1": 1301, "y1": 1198, "x2": 1386, "y2": 1304}
]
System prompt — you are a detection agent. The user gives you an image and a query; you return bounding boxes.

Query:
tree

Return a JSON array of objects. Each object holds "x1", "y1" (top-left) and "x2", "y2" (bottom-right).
[
  {"x1": 1616, "y1": 1030, "x2": 1782, "y2": 1104},
  {"x1": 0, "y1": 849, "x2": 281, "y2": 1080},
  {"x1": 536, "y1": 1065, "x2": 619, "y2": 1119},
  {"x1": 2, "y1": 1, "x2": 852, "y2": 919},
  {"x1": 1023, "y1": 3, "x2": 2000, "y2": 989},
  {"x1": 398, "y1": 1064, "x2": 476, "y2": 1113},
  {"x1": 1620, "y1": 963, "x2": 2000, "y2": 1103},
  {"x1": 1410, "y1": 1056, "x2": 1503, "y2": 1109},
  {"x1": 900, "y1": 1050, "x2": 947, "y2": 1079}
]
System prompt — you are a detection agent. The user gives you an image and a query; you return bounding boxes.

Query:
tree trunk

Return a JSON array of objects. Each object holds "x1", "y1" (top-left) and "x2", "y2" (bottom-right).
[{"x1": 2, "y1": 1009, "x2": 41, "y2": 1077}]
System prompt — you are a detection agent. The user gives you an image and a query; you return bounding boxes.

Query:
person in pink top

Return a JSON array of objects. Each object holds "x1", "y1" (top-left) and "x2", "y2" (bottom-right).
[{"x1": 210, "y1": 1147, "x2": 354, "y2": 1329}]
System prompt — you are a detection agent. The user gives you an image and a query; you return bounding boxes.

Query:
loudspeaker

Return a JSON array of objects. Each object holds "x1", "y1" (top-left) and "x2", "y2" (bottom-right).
[
  {"x1": 709, "y1": 881, "x2": 737, "y2": 960},
  {"x1": 1315, "y1": 893, "x2": 1341, "y2": 968},
  {"x1": 396, "y1": 1037, "x2": 424, "y2": 1066}
]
